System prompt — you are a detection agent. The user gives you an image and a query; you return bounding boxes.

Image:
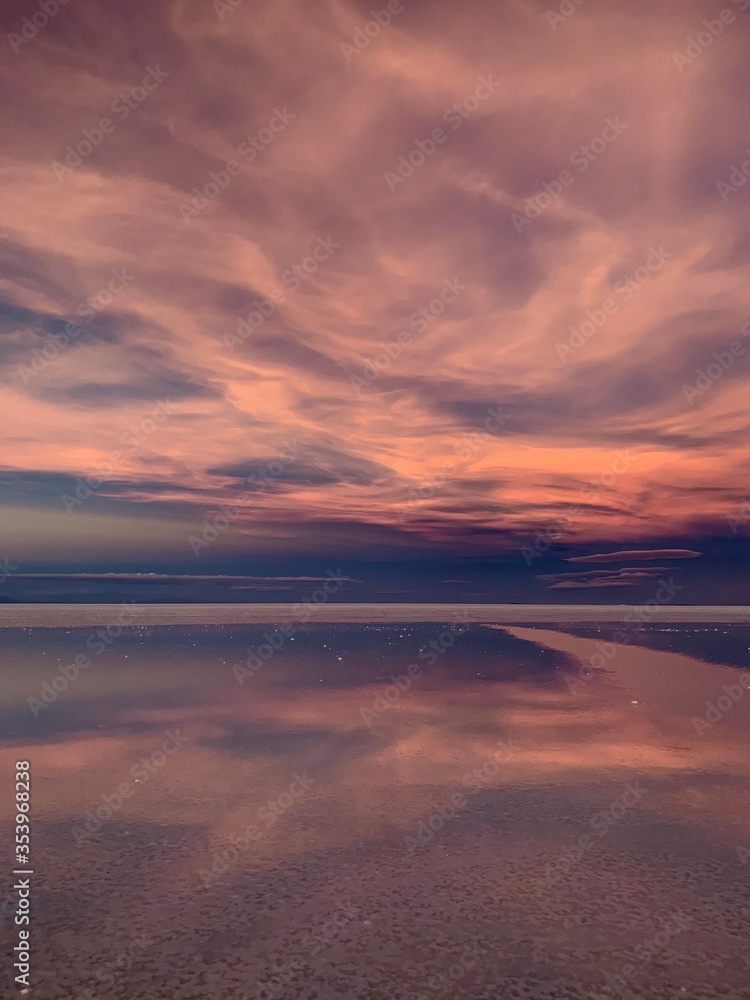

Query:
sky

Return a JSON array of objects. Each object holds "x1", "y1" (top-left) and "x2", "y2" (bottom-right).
[{"x1": 1, "y1": 0, "x2": 749, "y2": 603}]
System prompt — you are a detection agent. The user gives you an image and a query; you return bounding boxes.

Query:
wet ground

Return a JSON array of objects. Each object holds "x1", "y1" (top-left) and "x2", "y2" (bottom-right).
[{"x1": 2, "y1": 617, "x2": 750, "y2": 999}]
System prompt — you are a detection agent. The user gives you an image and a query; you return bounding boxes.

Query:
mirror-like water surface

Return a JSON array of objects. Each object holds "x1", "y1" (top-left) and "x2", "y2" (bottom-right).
[{"x1": 2, "y1": 620, "x2": 750, "y2": 1000}]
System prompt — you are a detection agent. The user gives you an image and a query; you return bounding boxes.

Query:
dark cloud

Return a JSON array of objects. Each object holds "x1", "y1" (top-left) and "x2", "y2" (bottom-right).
[{"x1": 45, "y1": 377, "x2": 217, "y2": 407}]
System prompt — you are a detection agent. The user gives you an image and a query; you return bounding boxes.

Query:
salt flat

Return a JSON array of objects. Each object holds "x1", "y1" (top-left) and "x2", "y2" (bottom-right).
[
  {"x1": 1, "y1": 602, "x2": 750, "y2": 626},
  {"x1": 4, "y1": 621, "x2": 750, "y2": 1000}
]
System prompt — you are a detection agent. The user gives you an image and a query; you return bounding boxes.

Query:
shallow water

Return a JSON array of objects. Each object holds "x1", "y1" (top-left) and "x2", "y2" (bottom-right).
[{"x1": 2, "y1": 620, "x2": 750, "y2": 999}]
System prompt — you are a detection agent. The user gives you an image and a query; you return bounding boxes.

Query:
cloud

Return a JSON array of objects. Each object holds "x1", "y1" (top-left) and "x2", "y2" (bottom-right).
[
  {"x1": 539, "y1": 567, "x2": 670, "y2": 581},
  {"x1": 538, "y1": 566, "x2": 674, "y2": 589},
  {"x1": 566, "y1": 549, "x2": 703, "y2": 564},
  {"x1": 8, "y1": 573, "x2": 360, "y2": 584},
  {"x1": 0, "y1": 0, "x2": 748, "y2": 568}
]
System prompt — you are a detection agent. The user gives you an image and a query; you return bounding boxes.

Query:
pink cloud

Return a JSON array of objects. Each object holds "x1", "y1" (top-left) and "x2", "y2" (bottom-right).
[
  {"x1": 566, "y1": 550, "x2": 702, "y2": 564},
  {"x1": 0, "y1": 0, "x2": 747, "y2": 562}
]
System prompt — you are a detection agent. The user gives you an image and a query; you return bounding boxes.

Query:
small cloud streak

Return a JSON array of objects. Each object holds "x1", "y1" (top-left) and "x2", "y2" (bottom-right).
[
  {"x1": 8, "y1": 572, "x2": 361, "y2": 584},
  {"x1": 566, "y1": 549, "x2": 703, "y2": 564},
  {"x1": 539, "y1": 565, "x2": 675, "y2": 589}
]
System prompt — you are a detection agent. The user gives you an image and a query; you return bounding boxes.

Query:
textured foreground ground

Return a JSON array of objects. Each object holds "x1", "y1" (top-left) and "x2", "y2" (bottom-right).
[{"x1": 1, "y1": 622, "x2": 749, "y2": 999}]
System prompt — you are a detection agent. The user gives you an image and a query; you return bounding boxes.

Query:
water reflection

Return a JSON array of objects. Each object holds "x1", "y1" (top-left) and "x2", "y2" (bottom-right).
[{"x1": 2, "y1": 623, "x2": 750, "y2": 999}]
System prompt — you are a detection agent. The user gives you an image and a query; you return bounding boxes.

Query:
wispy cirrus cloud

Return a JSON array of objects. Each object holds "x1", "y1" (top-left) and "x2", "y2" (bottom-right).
[{"x1": 0, "y1": 0, "x2": 748, "y2": 576}]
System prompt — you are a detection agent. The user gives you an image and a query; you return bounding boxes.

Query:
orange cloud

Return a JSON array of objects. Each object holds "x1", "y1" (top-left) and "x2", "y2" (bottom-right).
[{"x1": 0, "y1": 0, "x2": 748, "y2": 565}]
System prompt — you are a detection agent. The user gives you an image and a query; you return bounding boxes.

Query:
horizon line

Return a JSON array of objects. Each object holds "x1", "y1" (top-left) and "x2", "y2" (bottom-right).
[{"x1": 1, "y1": 602, "x2": 749, "y2": 626}]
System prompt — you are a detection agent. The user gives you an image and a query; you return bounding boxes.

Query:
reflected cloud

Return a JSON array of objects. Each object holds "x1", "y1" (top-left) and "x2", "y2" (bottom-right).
[{"x1": 2, "y1": 622, "x2": 750, "y2": 994}]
